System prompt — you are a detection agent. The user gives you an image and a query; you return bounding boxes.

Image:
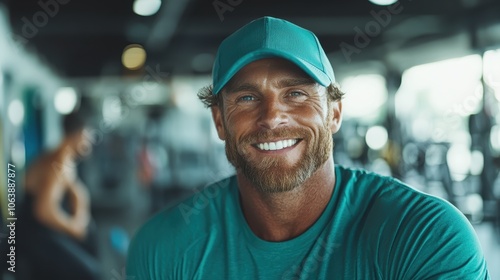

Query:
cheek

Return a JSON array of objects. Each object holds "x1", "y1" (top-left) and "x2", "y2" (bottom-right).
[
  {"x1": 225, "y1": 108, "x2": 258, "y2": 133},
  {"x1": 289, "y1": 105, "x2": 327, "y2": 130}
]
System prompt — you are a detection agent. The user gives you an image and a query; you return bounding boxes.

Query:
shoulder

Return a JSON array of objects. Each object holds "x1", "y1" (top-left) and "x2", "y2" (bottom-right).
[
  {"x1": 335, "y1": 165, "x2": 400, "y2": 191},
  {"x1": 126, "y1": 176, "x2": 236, "y2": 278},
  {"x1": 336, "y1": 165, "x2": 455, "y2": 212},
  {"x1": 335, "y1": 166, "x2": 489, "y2": 278},
  {"x1": 337, "y1": 165, "x2": 478, "y2": 238},
  {"x1": 335, "y1": 165, "x2": 410, "y2": 205},
  {"x1": 377, "y1": 191, "x2": 489, "y2": 278}
]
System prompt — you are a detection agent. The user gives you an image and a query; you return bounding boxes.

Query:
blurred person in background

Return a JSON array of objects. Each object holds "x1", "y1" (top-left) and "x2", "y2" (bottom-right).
[
  {"x1": 127, "y1": 17, "x2": 489, "y2": 279},
  {"x1": 17, "y1": 111, "x2": 100, "y2": 280}
]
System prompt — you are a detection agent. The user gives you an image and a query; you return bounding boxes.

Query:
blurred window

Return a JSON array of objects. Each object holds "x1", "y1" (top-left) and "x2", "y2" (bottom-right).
[
  {"x1": 395, "y1": 54, "x2": 483, "y2": 143},
  {"x1": 340, "y1": 74, "x2": 388, "y2": 124}
]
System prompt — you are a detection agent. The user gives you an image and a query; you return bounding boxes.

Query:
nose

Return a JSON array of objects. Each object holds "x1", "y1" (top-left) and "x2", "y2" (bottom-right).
[{"x1": 257, "y1": 98, "x2": 289, "y2": 130}]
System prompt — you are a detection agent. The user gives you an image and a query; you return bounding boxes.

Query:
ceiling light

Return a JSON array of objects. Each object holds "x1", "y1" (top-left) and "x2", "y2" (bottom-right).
[
  {"x1": 369, "y1": 0, "x2": 398, "y2": 6},
  {"x1": 133, "y1": 0, "x2": 162, "y2": 16},
  {"x1": 54, "y1": 87, "x2": 78, "y2": 114},
  {"x1": 122, "y1": 44, "x2": 147, "y2": 70}
]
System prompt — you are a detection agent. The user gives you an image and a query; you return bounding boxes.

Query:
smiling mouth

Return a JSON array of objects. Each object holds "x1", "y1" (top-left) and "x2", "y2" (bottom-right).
[{"x1": 254, "y1": 139, "x2": 299, "y2": 151}]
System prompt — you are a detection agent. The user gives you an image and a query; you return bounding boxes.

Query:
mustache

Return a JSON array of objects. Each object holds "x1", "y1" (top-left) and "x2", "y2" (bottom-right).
[{"x1": 239, "y1": 127, "x2": 310, "y2": 145}]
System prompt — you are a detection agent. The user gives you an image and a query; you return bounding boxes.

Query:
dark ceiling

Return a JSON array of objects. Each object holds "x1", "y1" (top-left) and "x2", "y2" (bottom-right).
[{"x1": 4, "y1": 0, "x2": 500, "y2": 78}]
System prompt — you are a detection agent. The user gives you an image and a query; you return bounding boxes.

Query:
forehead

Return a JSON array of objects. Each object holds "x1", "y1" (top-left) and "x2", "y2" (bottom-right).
[{"x1": 223, "y1": 58, "x2": 316, "y2": 92}]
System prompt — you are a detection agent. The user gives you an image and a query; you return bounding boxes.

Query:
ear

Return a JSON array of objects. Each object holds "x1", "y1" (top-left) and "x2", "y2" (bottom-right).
[
  {"x1": 211, "y1": 106, "x2": 227, "y2": 140},
  {"x1": 328, "y1": 100, "x2": 342, "y2": 134}
]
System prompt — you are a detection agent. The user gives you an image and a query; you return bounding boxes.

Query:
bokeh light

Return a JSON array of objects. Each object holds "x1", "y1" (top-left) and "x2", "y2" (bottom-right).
[
  {"x1": 8, "y1": 99, "x2": 24, "y2": 126},
  {"x1": 369, "y1": 0, "x2": 397, "y2": 6},
  {"x1": 54, "y1": 87, "x2": 78, "y2": 114},
  {"x1": 122, "y1": 44, "x2": 147, "y2": 70},
  {"x1": 133, "y1": 0, "x2": 162, "y2": 16},
  {"x1": 365, "y1": 126, "x2": 388, "y2": 150}
]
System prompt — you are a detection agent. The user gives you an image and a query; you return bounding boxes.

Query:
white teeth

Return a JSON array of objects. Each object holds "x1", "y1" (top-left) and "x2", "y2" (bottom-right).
[
  {"x1": 269, "y1": 142, "x2": 276, "y2": 150},
  {"x1": 257, "y1": 139, "x2": 298, "y2": 151},
  {"x1": 276, "y1": 141, "x2": 283, "y2": 150}
]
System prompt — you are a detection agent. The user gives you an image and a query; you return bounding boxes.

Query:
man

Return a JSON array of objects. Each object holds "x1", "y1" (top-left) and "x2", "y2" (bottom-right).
[
  {"x1": 18, "y1": 111, "x2": 100, "y2": 280},
  {"x1": 127, "y1": 17, "x2": 489, "y2": 279}
]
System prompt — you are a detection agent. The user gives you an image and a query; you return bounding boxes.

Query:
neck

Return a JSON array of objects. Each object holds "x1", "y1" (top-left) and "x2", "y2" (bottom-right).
[{"x1": 237, "y1": 156, "x2": 336, "y2": 242}]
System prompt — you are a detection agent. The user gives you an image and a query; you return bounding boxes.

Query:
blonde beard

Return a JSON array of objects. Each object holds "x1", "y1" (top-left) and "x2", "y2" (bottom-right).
[{"x1": 224, "y1": 120, "x2": 333, "y2": 193}]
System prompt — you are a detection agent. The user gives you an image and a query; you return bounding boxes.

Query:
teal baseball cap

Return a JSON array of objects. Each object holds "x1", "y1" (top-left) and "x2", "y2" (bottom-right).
[{"x1": 212, "y1": 16, "x2": 335, "y2": 95}]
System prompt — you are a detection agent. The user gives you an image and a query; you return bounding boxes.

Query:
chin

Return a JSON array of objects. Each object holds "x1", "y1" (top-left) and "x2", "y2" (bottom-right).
[{"x1": 243, "y1": 161, "x2": 314, "y2": 193}]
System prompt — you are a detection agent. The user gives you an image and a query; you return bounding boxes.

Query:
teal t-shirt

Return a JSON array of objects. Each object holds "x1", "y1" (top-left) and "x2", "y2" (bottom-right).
[{"x1": 127, "y1": 165, "x2": 490, "y2": 279}]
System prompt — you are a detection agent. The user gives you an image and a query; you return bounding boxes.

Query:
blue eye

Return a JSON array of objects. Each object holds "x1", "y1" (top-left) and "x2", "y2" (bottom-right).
[
  {"x1": 239, "y1": 95, "x2": 255, "y2": 102},
  {"x1": 289, "y1": 91, "x2": 305, "y2": 97}
]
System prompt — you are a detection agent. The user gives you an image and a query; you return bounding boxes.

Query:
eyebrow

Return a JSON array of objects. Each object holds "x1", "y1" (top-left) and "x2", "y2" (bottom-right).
[
  {"x1": 224, "y1": 77, "x2": 317, "y2": 94},
  {"x1": 224, "y1": 83, "x2": 260, "y2": 94},
  {"x1": 276, "y1": 77, "x2": 316, "y2": 88}
]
